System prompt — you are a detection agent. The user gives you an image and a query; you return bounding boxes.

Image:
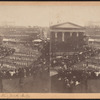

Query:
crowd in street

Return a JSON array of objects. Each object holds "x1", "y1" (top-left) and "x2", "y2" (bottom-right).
[
  {"x1": 57, "y1": 68, "x2": 100, "y2": 93},
  {"x1": 0, "y1": 41, "x2": 49, "y2": 80},
  {"x1": 51, "y1": 46, "x2": 100, "y2": 68},
  {"x1": 0, "y1": 46, "x2": 15, "y2": 58},
  {"x1": 51, "y1": 46, "x2": 100, "y2": 92},
  {"x1": 0, "y1": 55, "x2": 48, "y2": 79},
  {"x1": 0, "y1": 42, "x2": 49, "y2": 93},
  {"x1": 1, "y1": 39, "x2": 100, "y2": 92}
]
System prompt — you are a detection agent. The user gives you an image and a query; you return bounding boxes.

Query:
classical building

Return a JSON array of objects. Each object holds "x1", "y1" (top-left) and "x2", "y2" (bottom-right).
[{"x1": 50, "y1": 22, "x2": 86, "y2": 55}]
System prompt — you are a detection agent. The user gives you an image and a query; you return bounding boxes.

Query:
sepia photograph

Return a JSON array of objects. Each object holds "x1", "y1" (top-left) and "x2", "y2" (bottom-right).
[{"x1": 0, "y1": 1, "x2": 100, "y2": 99}]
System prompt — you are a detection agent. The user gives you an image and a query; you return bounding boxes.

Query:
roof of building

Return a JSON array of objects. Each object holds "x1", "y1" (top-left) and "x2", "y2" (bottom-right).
[{"x1": 50, "y1": 22, "x2": 84, "y2": 29}]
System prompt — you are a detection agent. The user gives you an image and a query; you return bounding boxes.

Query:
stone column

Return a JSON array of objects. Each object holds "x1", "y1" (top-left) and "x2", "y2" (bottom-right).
[
  {"x1": 70, "y1": 32, "x2": 72, "y2": 37},
  {"x1": 55, "y1": 32, "x2": 57, "y2": 42},
  {"x1": 62, "y1": 32, "x2": 65, "y2": 42},
  {"x1": 76, "y1": 32, "x2": 79, "y2": 37},
  {"x1": 55, "y1": 32, "x2": 57, "y2": 38}
]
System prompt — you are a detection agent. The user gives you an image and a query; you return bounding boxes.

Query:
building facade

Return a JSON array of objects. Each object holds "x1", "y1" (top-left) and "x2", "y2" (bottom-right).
[{"x1": 50, "y1": 22, "x2": 86, "y2": 56}]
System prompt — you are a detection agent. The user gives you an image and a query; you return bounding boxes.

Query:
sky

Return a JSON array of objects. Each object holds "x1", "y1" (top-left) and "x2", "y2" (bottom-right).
[{"x1": 0, "y1": 5, "x2": 100, "y2": 27}]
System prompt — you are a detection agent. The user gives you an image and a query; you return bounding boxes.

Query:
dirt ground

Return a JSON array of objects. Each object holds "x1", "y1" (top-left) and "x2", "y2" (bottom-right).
[
  {"x1": 0, "y1": 69, "x2": 50, "y2": 93},
  {"x1": 51, "y1": 74, "x2": 100, "y2": 93}
]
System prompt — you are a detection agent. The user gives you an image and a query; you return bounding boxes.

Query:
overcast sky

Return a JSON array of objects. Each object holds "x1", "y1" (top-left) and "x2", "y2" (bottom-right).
[{"x1": 0, "y1": 6, "x2": 100, "y2": 27}]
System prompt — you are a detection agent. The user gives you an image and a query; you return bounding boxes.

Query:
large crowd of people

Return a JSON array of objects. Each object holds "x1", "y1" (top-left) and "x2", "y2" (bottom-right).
[
  {"x1": 51, "y1": 46, "x2": 100, "y2": 92},
  {"x1": 0, "y1": 42, "x2": 50, "y2": 92},
  {"x1": 0, "y1": 41, "x2": 49, "y2": 80},
  {"x1": 0, "y1": 46, "x2": 15, "y2": 58},
  {"x1": 51, "y1": 46, "x2": 100, "y2": 69},
  {"x1": 1, "y1": 41, "x2": 97, "y2": 81},
  {"x1": 57, "y1": 68, "x2": 100, "y2": 93},
  {"x1": 0, "y1": 55, "x2": 48, "y2": 80},
  {"x1": 1, "y1": 39, "x2": 100, "y2": 92}
]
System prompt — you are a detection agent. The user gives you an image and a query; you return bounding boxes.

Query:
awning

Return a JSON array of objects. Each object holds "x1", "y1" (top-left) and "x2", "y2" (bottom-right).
[
  {"x1": 33, "y1": 39, "x2": 42, "y2": 42},
  {"x1": 50, "y1": 70, "x2": 58, "y2": 77}
]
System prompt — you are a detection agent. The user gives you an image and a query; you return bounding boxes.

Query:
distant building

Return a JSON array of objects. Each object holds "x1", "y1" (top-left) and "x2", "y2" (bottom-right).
[
  {"x1": 0, "y1": 26, "x2": 40, "y2": 45},
  {"x1": 50, "y1": 22, "x2": 86, "y2": 56},
  {"x1": 85, "y1": 25, "x2": 100, "y2": 48}
]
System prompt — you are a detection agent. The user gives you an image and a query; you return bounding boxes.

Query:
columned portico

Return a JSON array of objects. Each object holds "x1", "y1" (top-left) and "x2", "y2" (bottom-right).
[
  {"x1": 50, "y1": 22, "x2": 86, "y2": 55},
  {"x1": 55, "y1": 32, "x2": 57, "y2": 38}
]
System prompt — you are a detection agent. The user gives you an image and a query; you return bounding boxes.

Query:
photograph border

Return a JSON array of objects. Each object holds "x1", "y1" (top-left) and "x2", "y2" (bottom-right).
[{"x1": 0, "y1": 1, "x2": 100, "y2": 99}]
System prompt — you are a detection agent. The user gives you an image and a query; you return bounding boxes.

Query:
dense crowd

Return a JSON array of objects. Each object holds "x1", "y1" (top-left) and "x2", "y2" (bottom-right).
[
  {"x1": 57, "y1": 68, "x2": 100, "y2": 92},
  {"x1": 51, "y1": 46, "x2": 100, "y2": 92},
  {"x1": 0, "y1": 42, "x2": 49, "y2": 92},
  {"x1": 51, "y1": 46, "x2": 100, "y2": 69},
  {"x1": 1, "y1": 39, "x2": 100, "y2": 92},
  {"x1": 0, "y1": 41, "x2": 49, "y2": 80},
  {"x1": 0, "y1": 55, "x2": 48, "y2": 79},
  {"x1": 0, "y1": 46, "x2": 15, "y2": 58}
]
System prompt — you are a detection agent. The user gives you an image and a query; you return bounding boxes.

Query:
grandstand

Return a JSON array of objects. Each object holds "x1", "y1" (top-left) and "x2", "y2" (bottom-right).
[{"x1": 0, "y1": 44, "x2": 41, "y2": 70}]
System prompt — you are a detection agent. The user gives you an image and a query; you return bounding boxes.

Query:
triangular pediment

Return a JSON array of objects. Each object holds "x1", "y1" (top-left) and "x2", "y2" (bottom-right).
[{"x1": 50, "y1": 22, "x2": 84, "y2": 29}]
